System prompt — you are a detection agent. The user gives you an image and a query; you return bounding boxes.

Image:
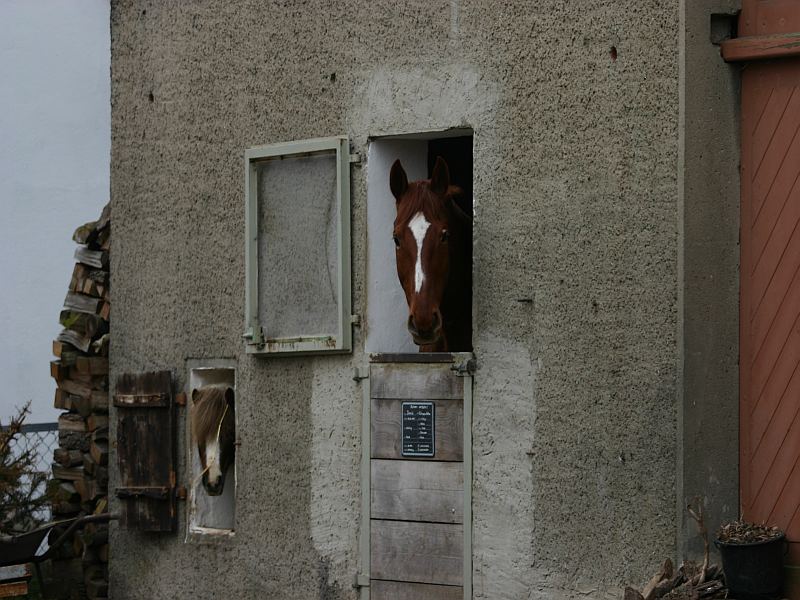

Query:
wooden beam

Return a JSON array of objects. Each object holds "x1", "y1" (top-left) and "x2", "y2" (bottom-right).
[
  {"x1": 370, "y1": 363, "x2": 463, "y2": 400},
  {"x1": 371, "y1": 520, "x2": 463, "y2": 586},
  {"x1": 0, "y1": 581, "x2": 28, "y2": 598},
  {"x1": 371, "y1": 580, "x2": 462, "y2": 600},
  {"x1": 371, "y1": 460, "x2": 463, "y2": 523},
  {"x1": 721, "y1": 32, "x2": 800, "y2": 62}
]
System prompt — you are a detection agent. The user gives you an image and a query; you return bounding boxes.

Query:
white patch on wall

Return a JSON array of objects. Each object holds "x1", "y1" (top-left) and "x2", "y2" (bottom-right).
[
  {"x1": 309, "y1": 360, "x2": 357, "y2": 587},
  {"x1": 472, "y1": 334, "x2": 543, "y2": 599},
  {"x1": 187, "y1": 362, "x2": 236, "y2": 538}
]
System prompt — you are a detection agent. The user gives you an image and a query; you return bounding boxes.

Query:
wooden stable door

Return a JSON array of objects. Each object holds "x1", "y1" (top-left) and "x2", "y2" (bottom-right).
[
  {"x1": 361, "y1": 355, "x2": 472, "y2": 600},
  {"x1": 731, "y1": 1, "x2": 800, "y2": 564}
]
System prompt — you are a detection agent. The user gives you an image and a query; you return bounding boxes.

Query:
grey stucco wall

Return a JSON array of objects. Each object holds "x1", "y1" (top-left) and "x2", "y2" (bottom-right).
[
  {"x1": 109, "y1": 1, "x2": 690, "y2": 598},
  {"x1": 678, "y1": 0, "x2": 740, "y2": 563}
]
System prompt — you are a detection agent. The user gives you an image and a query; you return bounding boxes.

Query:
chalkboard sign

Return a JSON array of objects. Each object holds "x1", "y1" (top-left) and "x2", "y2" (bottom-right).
[{"x1": 402, "y1": 402, "x2": 435, "y2": 457}]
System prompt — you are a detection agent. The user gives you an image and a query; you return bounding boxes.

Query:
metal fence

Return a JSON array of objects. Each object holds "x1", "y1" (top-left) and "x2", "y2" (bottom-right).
[{"x1": 2, "y1": 421, "x2": 58, "y2": 524}]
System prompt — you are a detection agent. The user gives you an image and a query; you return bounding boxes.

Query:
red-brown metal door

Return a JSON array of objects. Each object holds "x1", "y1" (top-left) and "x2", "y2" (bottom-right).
[{"x1": 725, "y1": 0, "x2": 800, "y2": 565}]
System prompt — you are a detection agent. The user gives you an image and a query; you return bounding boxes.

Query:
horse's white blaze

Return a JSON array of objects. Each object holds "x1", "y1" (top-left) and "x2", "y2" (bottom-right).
[
  {"x1": 206, "y1": 436, "x2": 222, "y2": 483},
  {"x1": 409, "y1": 211, "x2": 430, "y2": 293}
]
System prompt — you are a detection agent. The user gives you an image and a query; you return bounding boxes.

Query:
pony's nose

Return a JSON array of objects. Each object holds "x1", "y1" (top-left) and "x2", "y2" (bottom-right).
[{"x1": 203, "y1": 473, "x2": 223, "y2": 496}]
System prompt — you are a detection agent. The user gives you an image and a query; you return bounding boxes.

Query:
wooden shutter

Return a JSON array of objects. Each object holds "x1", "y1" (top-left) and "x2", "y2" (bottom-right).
[{"x1": 114, "y1": 371, "x2": 177, "y2": 532}]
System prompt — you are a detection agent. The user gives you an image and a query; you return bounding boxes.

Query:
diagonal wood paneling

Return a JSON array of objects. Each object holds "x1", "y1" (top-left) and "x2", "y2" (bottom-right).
[
  {"x1": 750, "y1": 361, "x2": 800, "y2": 456},
  {"x1": 751, "y1": 136, "x2": 800, "y2": 264},
  {"x1": 750, "y1": 215, "x2": 800, "y2": 329},
  {"x1": 741, "y1": 58, "x2": 800, "y2": 565},
  {"x1": 752, "y1": 87, "x2": 800, "y2": 219}
]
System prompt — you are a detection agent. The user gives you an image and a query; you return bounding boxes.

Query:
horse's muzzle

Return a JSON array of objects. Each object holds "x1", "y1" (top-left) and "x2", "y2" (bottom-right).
[{"x1": 407, "y1": 311, "x2": 442, "y2": 345}]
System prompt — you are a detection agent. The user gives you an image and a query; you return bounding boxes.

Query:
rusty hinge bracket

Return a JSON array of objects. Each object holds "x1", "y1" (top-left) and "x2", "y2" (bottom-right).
[
  {"x1": 451, "y1": 356, "x2": 476, "y2": 377},
  {"x1": 113, "y1": 393, "x2": 169, "y2": 407},
  {"x1": 175, "y1": 392, "x2": 187, "y2": 407},
  {"x1": 175, "y1": 486, "x2": 187, "y2": 501},
  {"x1": 352, "y1": 573, "x2": 370, "y2": 589},
  {"x1": 116, "y1": 486, "x2": 170, "y2": 500}
]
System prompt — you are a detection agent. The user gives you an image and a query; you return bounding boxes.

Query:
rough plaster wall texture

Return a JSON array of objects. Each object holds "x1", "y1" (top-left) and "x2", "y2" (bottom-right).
[
  {"x1": 110, "y1": 2, "x2": 367, "y2": 597},
  {"x1": 110, "y1": 0, "x2": 680, "y2": 598},
  {"x1": 462, "y1": 2, "x2": 680, "y2": 595}
]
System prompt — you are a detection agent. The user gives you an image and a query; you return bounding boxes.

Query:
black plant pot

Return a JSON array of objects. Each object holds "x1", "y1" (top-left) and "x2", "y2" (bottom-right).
[{"x1": 715, "y1": 533, "x2": 785, "y2": 598}]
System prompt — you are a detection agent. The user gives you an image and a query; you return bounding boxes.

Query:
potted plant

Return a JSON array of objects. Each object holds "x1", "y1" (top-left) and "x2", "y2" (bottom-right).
[{"x1": 715, "y1": 520, "x2": 785, "y2": 597}]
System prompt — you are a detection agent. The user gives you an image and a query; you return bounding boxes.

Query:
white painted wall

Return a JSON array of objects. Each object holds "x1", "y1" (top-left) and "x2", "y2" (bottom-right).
[
  {"x1": 0, "y1": 1, "x2": 110, "y2": 424},
  {"x1": 365, "y1": 140, "x2": 427, "y2": 354}
]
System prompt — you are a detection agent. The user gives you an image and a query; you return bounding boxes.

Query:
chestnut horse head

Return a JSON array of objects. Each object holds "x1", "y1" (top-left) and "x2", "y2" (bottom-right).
[
  {"x1": 191, "y1": 385, "x2": 235, "y2": 496},
  {"x1": 390, "y1": 156, "x2": 472, "y2": 352}
]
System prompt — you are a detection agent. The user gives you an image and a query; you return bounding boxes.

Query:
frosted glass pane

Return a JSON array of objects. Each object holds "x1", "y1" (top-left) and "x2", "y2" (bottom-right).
[{"x1": 256, "y1": 152, "x2": 339, "y2": 340}]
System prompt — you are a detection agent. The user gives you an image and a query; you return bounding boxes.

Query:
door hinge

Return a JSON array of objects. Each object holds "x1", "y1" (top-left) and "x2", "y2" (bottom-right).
[
  {"x1": 352, "y1": 573, "x2": 370, "y2": 589},
  {"x1": 451, "y1": 356, "x2": 476, "y2": 377},
  {"x1": 116, "y1": 486, "x2": 170, "y2": 500},
  {"x1": 242, "y1": 325, "x2": 264, "y2": 346},
  {"x1": 349, "y1": 153, "x2": 363, "y2": 165},
  {"x1": 353, "y1": 367, "x2": 369, "y2": 382}
]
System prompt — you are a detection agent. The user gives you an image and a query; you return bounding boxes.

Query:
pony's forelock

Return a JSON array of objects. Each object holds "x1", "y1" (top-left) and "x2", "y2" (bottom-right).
[{"x1": 191, "y1": 385, "x2": 232, "y2": 443}]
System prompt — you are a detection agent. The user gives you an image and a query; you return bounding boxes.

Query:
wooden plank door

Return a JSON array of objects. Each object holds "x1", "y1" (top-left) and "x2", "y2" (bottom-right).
[
  {"x1": 736, "y1": 13, "x2": 800, "y2": 561},
  {"x1": 364, "y1": 355, "x2": 472, "y2": 600}
]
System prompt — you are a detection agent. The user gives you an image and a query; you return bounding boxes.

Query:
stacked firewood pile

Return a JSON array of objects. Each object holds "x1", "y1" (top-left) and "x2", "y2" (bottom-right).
[
  {"x1": 624, "y1": 501, "x2": 726, "y2": 600},
  {"x1": 48, "y1": 205, "x2": 110, "y2": 600}
]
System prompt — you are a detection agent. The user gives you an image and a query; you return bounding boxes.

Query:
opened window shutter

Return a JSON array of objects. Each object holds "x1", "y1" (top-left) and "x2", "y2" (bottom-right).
[{"x1": 114, "y1": 371, "x2": 177, "y2": 532}]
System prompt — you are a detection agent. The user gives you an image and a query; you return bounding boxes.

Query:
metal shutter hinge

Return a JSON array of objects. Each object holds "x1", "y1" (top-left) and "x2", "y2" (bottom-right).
[
  {"x1": 242, "y1": 326, "x2": 264, "y2": 346},
  {"x1": 451, "y1": 357, "x2": 477, "y2": 377}
]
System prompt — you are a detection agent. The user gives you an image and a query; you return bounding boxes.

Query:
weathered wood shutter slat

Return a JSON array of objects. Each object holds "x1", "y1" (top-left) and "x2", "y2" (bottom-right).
[{"x1": 115, "y1": 371, "x2": 177, "y2": 532}]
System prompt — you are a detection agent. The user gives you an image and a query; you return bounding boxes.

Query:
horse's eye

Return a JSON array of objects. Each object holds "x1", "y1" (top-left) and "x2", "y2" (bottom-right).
[
  {"x1": 393, "y1": 234, "x2": 400, "y2": 248},
  {"x1": 441, "y1": 229, "x2": 449, "y2": 242}
]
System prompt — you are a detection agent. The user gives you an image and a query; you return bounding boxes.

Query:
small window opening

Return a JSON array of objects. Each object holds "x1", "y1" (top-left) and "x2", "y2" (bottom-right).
[
  {"x1": 366, "y1": 130, "x2": 473, "y2": 353},
  {"x1": 187, "y1": 363, "x2": 236, "y2": 537}
]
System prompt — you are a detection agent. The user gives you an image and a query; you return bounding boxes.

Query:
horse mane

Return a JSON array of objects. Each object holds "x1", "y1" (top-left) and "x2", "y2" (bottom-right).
[{"x1": 191, "y1": 385, "x2": 232, "y2": 443}]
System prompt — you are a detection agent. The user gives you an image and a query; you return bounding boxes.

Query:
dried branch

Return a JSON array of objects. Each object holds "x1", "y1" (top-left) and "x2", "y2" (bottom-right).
[
  {"x1": 0, "y1": 401, "x2": 50, "y2": 534},
  {"x1": 686, "y1": 497, "x2": 709, "y2": 585}
]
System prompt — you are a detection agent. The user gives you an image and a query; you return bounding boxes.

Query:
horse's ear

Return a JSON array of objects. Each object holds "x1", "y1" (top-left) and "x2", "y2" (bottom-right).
[
  {"x1": 430, "y1": 156, "x2": 450, "y2": 197},
  {"x1": 224, "y1": 387, "x2": 234, "y2": 406},
  {"x1": 390, "y1": 159, "x2": 408, "y2": 202},
  {"x1": 191, "y1": 389, "x2": 199, "y2": 405}
]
